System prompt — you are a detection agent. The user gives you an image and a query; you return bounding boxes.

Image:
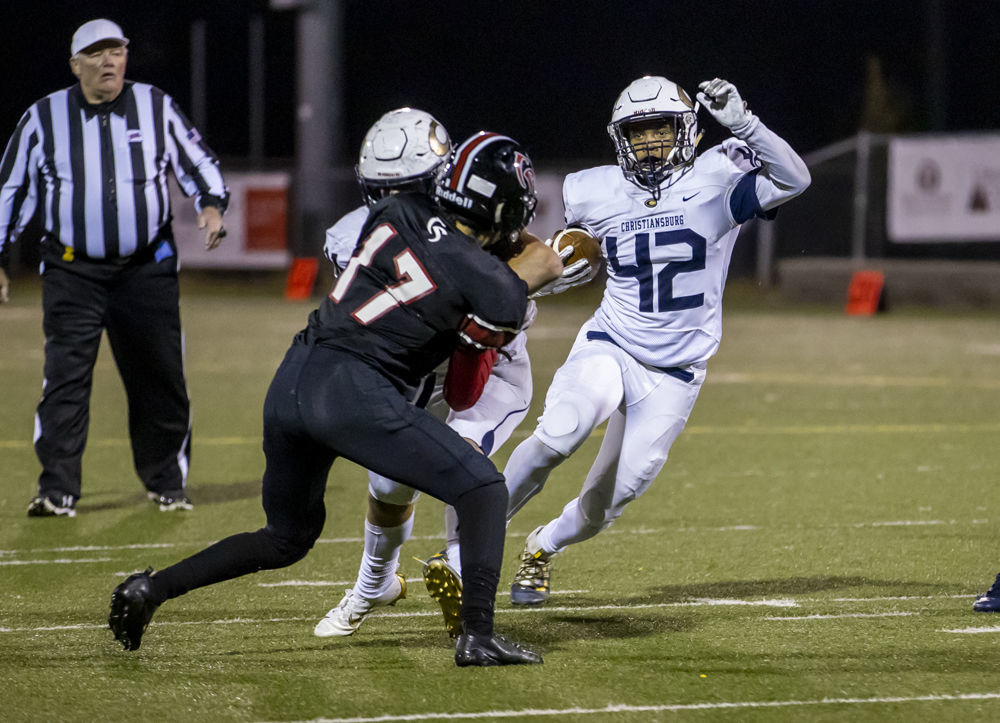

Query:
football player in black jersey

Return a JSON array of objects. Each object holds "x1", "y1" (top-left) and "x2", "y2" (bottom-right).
[
  {"x1": 316, "y1": 114, "x2": 565, "y2": 641},
  {"x1": 109, "y1": 133, "x2": 554, "y2": 666}
]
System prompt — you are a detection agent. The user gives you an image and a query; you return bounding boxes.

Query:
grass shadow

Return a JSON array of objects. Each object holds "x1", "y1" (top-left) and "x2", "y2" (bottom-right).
[
  {"x1": 637, "y1": 576, "x2": 958, "y2": 602},
  {"x1": 79, "y1": 479, "x2": 262, "y2": 513}
]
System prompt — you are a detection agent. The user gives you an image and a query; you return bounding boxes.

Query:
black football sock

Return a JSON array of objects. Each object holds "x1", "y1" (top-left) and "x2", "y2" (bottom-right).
[
  {"x1": 150, "y1": 528, "x2": 308, "y2": 602},
  {"x1": 453, "y1": 481, "x2": 507, "y2": 637}
]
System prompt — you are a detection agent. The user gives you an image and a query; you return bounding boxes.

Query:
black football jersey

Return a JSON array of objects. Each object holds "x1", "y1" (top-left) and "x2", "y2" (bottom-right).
[{"x1": 306, "y1": 193, "x2": 528, "y2": 388}]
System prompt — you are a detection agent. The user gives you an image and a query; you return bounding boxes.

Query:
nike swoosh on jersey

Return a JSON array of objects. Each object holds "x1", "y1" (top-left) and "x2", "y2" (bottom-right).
[{"x1": 682, "y1": 192, "x2": 701, "y2": 202}]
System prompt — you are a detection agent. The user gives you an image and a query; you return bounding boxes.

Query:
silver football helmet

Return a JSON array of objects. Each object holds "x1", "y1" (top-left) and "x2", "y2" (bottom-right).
[
  {"x1": 607, "y1": 76, "x2": 700, "y2": 196},
  {"x1": 356, "y1": 108, "x2": 453, "y2": 206}
]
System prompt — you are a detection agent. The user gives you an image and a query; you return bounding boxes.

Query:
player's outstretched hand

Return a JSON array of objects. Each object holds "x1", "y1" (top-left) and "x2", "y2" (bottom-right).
[
  {"x1": 0, "y1": 266, "x2": 10, "y2": 304},
  {"x1": 697, "y1": 78, "x2": 758, "y2": 137}
]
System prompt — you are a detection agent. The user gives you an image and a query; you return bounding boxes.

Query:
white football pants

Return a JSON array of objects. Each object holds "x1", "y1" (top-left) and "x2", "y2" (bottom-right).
[{"x1": 504, "y1": 317, "x2": 705, "y2": 553}]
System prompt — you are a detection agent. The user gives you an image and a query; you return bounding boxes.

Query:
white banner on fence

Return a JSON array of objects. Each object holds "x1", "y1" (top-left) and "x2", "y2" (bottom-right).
[
  {"x1": 887, "y1": 136, "x2": 1000, "y2": 242},
  {"x1": 169, "y1": 169, "x2": 570, "y2": 269},
  {"x1": 171, "y1": 171, "x2": 291, "y2": 268}
]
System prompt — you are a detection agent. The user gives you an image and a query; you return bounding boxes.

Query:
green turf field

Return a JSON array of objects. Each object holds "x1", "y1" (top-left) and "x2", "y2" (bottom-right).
[{"x1": 2, "y1": 274, "x2": 1000, "y2": 721}]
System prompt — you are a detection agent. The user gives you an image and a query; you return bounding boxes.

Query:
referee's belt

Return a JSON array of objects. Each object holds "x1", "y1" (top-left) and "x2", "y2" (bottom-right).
[
  {"x1": 584, "y1": 330, "x2": 695, "y2": 383},
  {"x1": 57, "y1": 237, "x2": 173, "y2": 266}
]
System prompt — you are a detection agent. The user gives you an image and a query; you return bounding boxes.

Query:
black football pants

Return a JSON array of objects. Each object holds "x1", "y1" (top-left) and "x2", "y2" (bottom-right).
[
  {"x1": 34, "y1": 241, "x2": 191, "y2": 502},
  {"x1": 151, "y1": 341, "x2": 508, "y2": 636}
]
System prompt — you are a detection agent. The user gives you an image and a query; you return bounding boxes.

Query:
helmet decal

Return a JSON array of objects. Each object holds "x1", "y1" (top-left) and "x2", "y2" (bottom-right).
[
  {"x1": 513, "y1": 151, "x2": 535, "y2": 193},
  {"x1": 677, "y1": 85, "x2": 695, "y2": 109},
  {"x1": 447, "y1": 132, "x2": 507, "y2": 190},
  {"x1": 356, "y1": 107, "x2": 453, "y2": 206},
  {"x1": 435, "y1": 132, "x2": 537, "y2": 242},
  {"x1": 429, "y1": 120, "x2": 450, "y2": 158}
]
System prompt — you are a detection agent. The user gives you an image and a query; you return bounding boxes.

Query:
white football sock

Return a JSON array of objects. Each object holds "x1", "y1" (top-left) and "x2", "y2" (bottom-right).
[
  {"x1": 354, "y1": 516, "x2": 412, "y2": 599},
  {"x1": 541, "y1": 497, "x2": 599, "y2": 553},
  {"x1": 443, "y1": 504, "x2": 462, "y2": 578}
]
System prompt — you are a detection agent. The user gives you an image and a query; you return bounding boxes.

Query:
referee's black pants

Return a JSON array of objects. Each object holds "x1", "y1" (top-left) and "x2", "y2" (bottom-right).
[
  {"x1": 150, "y1": 340, "x2": 508, "y2": 637},
  {"x1": 35, "y1": 240, "x2": 191, "y2": 503}
]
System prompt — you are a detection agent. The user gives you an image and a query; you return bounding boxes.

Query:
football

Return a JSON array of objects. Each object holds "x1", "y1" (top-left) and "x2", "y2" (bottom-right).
[{"x1": 551, "y1": 228, "x2": 602, "y2": 269}]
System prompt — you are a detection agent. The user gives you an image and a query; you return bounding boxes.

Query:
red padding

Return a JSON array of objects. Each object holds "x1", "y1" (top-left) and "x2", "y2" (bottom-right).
[{"x1": 443, "y1": 347, "x2": 498, "y2": 411}]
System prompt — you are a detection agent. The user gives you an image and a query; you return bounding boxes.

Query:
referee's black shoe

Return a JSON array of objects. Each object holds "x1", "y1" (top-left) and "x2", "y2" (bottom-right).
[
  {"x1": 147, "y1": 491, "x2": 193, "y2": 511},
  {"x1": 109, "y1": 567, "x2": 160, "y2": 650},
  {"x1": 27, "y1": 493, "x2": 76, "y2": 517},
  {"x1": 455, "y1": 631, "x2": 542, "y2": 666}
]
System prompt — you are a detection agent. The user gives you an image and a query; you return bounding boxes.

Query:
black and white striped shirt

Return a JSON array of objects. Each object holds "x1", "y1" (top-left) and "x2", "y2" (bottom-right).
[{"x1": 0, "y1": 81, "x2": 228, "y2": 260}]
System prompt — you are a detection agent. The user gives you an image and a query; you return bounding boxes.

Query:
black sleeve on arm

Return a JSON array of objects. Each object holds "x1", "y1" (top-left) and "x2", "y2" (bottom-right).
[{"x1": 460, "y1": 252, "x2": 529, "y2": 333}]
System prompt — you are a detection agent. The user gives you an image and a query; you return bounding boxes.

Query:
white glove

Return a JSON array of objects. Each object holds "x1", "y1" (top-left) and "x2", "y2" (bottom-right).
[
  {"x1": 696, "y1": 78, "x2": 758, "y2": 138},
  {"x1": 530, "y1": 238, "x2": 599, "y2": 298}
]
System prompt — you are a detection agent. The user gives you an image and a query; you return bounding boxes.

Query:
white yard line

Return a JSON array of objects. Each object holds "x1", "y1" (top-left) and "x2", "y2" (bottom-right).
[
  {"x1": 0, "y1": 598, "x2": 798, "y2": 635},
  {"x1": 941, "y1": 625, "x2": 1000, "y2": 634},
  {"x1": 3, "y1": 595, "x2": 991, "y2": 637},
  {"x1": 262, "y1": 692, "x2": 1000, "y2": 722},
  {"x1": 1, "y1": 517, "x2": 992, "y2": 558},
  {"x1": 833, "y1": 594, "x2": 971, "y2": 602},
  {"x1": 0, "y1": 557, "x2": 112, "y2": 566},
  {"x1": 0, "y1": 543, "x2": 175, "y2": 555},
  {"x1": 765, "y1": 612, "x2": 916, "y2": 621}
]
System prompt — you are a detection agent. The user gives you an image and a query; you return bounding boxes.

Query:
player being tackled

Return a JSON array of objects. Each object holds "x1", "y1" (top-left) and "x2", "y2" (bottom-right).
[{"x1": 500, "y1": 75, "x2": 810, "y2": 606}]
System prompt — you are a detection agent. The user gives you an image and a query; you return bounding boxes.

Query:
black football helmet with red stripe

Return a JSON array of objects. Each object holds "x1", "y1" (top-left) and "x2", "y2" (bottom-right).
[{"x1": 435, "y1": 132, "x2": 537, "y2": 247}]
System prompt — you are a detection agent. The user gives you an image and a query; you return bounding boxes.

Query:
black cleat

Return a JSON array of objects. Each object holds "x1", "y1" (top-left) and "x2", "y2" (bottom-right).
[
  {"x1": 974, "y1": 573, "x2": 1000, "y2": 612},
  {"x1": 454, "y1": 632, "x2": 543, "y2": 667},
  {"x1": 147, "y1": 491, "x2": 193, "y2": 511},
  {"x1": 109, "y1": 567, "x2": 160, "y2": 650}
]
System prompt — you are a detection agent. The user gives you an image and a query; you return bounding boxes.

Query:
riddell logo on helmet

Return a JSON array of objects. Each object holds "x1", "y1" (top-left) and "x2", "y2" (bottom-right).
[{"x1": 437, "y1": 187, "x2": 473, "y2": 209}]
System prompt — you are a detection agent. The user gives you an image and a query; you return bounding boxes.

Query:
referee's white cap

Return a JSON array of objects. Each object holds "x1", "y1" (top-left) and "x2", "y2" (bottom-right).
[{"x1": 71, "y1": 19, "x2": 129, "y2": 56}]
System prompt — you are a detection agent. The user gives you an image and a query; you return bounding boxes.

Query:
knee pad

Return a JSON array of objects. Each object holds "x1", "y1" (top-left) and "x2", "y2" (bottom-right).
[
  {"x1": 536, "y1": 391, "x2": 601, "y2": 456},
  {"x1": 368, "y1": 472, "x2": 421, "y2": 506}
]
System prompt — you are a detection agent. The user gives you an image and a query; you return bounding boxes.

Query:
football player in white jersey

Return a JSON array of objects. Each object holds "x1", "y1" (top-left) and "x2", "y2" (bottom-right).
[
  {"x1": 313, "y1": 110, "x2": 571, "y2": 637},
  {"x1": 501, "y1": 75, "x2": 811, "y2": 605}
]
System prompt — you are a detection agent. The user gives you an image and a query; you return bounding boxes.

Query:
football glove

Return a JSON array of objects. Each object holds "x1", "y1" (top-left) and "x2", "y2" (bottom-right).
[
  {"x1": 696, "y1": 78, "x2": 758, "y2": 138},
  {"x1": 529, "y1": 237, "x2": 599, "y2": 298}
]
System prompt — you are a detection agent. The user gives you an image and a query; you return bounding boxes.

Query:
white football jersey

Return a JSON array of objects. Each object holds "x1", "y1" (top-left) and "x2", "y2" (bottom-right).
[
  {"x1": 563, "y1": 139, "x2": 768, "y2": 369},
  {"x1": 324, "y1": 205, "x2": 369, "y2": 270}
]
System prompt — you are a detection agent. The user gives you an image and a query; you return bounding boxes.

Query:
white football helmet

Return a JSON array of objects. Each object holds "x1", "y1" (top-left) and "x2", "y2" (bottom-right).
[
  {"x1": 607, "y1": 76, "x2": 700, "y2": 196},
  {"x1": 356, "y1": 108, "x2": 453, "y2": 206}
]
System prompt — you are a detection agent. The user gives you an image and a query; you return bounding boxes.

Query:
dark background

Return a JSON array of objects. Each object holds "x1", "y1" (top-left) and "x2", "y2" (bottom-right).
[{"x1": 4, "y1": 1, "x2": 999, "y2": 169}]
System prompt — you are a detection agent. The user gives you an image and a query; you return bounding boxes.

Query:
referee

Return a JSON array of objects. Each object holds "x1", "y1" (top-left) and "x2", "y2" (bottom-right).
[{"x1": 0, "y1": 19, "x2": 229, "y2": 517}]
